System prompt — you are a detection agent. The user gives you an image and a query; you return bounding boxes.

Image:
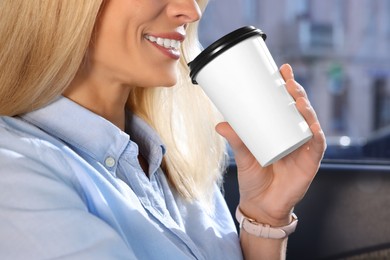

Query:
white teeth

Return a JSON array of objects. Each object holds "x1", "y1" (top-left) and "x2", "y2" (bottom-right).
[
  {"x1": 145, "y1": 35, "x2": 181, "y2": 50},
  {"x1": 148, "y1": 36, "x2": 157, "y2": 42},
  {"x1": 163, "y1": 39, "x2": 171, "y2": 48},
  {"x1": 157, "y1": 37, "x2": 164, "y2": 45}
]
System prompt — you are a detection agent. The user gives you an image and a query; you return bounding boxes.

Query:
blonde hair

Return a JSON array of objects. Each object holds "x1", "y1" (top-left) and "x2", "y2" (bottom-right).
[
  {"x1": 0, "y1": 1, "x2": 103, "y2": 115},
  {"x1": 0, "y1": 0, "x2": 227, "y2": 209}
]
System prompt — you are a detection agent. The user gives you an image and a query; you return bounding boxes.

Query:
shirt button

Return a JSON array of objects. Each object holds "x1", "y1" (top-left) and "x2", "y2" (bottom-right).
[{"x1": 104, "y1": 156, "x2": 116, "y2": 168}]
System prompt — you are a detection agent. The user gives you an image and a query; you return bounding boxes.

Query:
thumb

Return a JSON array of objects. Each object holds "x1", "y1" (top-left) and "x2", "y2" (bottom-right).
[{"x1": 215, "y1": 122, "x2": 250, "y2": 156}]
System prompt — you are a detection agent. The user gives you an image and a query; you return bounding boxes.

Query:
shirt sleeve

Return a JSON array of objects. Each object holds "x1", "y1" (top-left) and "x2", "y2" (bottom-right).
[{"x1": 0, "y1": 146, "x2": 136, "y2": 259}]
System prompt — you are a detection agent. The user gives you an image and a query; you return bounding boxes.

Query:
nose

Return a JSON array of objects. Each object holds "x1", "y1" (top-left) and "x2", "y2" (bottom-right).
[{"x1": 167, "y1": 0, "x2": 202, "y2": 24}]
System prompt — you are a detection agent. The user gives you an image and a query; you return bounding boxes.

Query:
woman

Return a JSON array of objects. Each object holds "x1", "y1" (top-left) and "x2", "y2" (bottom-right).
[{"x1": 0, "y1": 0, "x2": 326, "y2": 259}]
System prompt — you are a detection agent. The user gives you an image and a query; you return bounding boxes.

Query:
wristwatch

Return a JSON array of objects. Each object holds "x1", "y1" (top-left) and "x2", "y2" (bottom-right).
[{"x1": 235, "y1": 207, "x2": 298, "y2": 239}]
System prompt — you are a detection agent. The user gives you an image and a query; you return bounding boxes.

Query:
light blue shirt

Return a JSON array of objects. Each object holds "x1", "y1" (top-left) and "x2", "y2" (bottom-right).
[{"x1": 0, "y1": 97, "x2": 242, "y2": 260}]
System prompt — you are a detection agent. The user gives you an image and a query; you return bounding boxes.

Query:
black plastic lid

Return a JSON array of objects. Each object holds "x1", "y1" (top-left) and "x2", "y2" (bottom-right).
[{"x1": 188, "y1": 26, "x2": 267, "y2": 84}]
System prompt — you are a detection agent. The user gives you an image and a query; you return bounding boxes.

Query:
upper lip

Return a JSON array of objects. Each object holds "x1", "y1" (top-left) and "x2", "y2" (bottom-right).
[
  {"x1": 144, "y1": 31, "x2": 185, "y2": 42},
  {"x1": 145, "y1": 25, "x2": 186, "y2": 42}
]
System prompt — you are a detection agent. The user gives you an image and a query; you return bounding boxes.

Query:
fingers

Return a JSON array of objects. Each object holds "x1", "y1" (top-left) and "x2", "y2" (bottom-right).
[
  {"x1": 295, "y1": 94, "x2": 326, "y2": 158},
  {"x1": 280, "y1": 63, "x2": 294, "y2": 81},
  {"x1": 286, "y1": 79, "x2": 308, "y2": 100},
  {"x1": 295, "y1": 93, "x2": 326, "y2": 156},
  {"x1": 310, "y1": 122, "x2": 327, "y2": 155},
  {"x1": 281, "y1": 64, "x2": 314, "y2": 124},
  {"x1": 295, "y1": 97, "x2": 317, "y2": 126},
  {"x1": 281, "y1": 63, "x2": 308, "y2": 100},
  {"x1": 281, "y1": 64, "x2": 326, "y2": 156}
]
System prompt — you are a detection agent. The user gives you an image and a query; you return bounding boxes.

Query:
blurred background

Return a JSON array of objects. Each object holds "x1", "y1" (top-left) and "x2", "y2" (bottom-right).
[{"x1": 197, "y1": 0, "x2": 390, "y2": 259}]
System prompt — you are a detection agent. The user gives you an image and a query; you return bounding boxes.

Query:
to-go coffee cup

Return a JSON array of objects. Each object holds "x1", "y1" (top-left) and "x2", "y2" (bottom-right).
[{"x1": 188, "y1": 26, "x2": 313, "y2": 167}]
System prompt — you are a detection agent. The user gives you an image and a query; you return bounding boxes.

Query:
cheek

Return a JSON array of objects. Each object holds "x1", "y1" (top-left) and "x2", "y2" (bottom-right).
[
  {"x1": 91, "y1": 28, "x2": 180, "y2": 87},
  {"x1": 127, "y1": 44, "x2": 180, "y2": 86}
]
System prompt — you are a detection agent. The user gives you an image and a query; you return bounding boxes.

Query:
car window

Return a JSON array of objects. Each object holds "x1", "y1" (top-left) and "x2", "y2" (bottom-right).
[{"x1": 198, "y1": 0, "x2": 390, "y2": 164}]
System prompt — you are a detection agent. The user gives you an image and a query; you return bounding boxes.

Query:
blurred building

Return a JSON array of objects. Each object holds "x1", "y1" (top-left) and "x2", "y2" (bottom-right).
[{"x1": 198, "y1": 0, "x2": 390, "y2": 139}]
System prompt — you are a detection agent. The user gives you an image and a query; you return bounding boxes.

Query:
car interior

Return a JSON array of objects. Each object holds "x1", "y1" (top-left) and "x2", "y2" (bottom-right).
[{"x1": 224, "y1": 160, "x2": 390, "y2": 259}]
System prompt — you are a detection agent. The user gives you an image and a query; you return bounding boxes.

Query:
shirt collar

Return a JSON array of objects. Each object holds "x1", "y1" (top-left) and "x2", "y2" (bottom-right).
[
  {"x1": 21, "y1": 96, "x2": 166, "y2": 174},
  {"x1": 125, "y1": 112, "x2": 166, "y2": 176}
]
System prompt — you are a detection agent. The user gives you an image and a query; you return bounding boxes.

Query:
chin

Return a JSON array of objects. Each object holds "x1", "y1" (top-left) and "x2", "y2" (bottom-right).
[
  {"x1": 140, "y1": 79, "x2": 177, "y2": 88},
  {"x1": 154, "y1": 73, "x2": 178, "y2": 87},
  {"x1": 163, "y1": 80, "x2": 177, "y2": 87},
  {"x1": 136, "y1": 68, "x2": 178, "y2": 88}
]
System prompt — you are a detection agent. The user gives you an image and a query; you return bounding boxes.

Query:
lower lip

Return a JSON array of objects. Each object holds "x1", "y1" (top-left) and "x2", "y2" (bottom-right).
[{"x1": 148, "y1": 41, "x2": 181, "y2": 60}]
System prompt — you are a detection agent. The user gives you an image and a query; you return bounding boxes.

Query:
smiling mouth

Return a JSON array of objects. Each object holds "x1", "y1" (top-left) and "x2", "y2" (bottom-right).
[{"x1": 144, "y1": 35, "x2": 181, "y2": 51}]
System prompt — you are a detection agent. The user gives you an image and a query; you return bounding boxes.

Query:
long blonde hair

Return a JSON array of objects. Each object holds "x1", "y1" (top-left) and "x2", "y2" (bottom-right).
[
  {"x1": 0, "y1": 0, "x2": 227, "y2": 209},
  {"x1": 0, "y1": 1, "x2": 102, "y2": 115}
]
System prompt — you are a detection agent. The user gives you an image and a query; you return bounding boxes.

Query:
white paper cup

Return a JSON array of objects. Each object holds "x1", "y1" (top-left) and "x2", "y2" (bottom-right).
[{"x1": 189, "y1": 26, "x2": 313, "y2": 167}]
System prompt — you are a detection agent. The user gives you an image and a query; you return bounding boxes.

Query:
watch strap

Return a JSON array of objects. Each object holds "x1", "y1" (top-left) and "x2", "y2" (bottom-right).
[{"x1": 235, "y1": 207, "x2": 298, "y2": 239}]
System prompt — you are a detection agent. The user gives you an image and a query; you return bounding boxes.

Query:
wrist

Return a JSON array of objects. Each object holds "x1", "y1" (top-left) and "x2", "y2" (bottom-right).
[
  {"x1": 238, "y1": 203, "x2": 293, "y2": 227},
  {"x1": 235, "y1": 206, "x2": 298, "y2": 239}
]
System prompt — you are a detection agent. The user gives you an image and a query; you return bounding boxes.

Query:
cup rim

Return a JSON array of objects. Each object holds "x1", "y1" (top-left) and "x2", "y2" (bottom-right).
[{"x1": 188, "y1": 26, "x2": 266, "y2": 84}]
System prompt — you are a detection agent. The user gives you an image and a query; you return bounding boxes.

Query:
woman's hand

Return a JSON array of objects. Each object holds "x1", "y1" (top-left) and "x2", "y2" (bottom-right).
[{"x1": 216, "y1": 64, "x2": 326, "y2": 226}]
